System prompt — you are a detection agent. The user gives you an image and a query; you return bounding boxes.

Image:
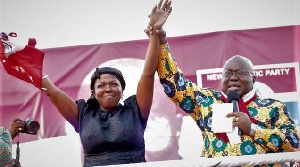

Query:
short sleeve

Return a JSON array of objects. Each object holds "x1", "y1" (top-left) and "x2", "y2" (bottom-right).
[
  {"x1": 123, "y1": 95, "x2": 148, "y2": 129},
  {"x1": 75, "y1": 99, "x2": 87, "y2": 133}
]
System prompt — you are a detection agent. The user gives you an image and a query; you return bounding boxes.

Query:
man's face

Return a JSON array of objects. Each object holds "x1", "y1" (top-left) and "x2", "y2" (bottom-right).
[{"x1": 221, "y1": 57, "x2": 255, "y2": 97}]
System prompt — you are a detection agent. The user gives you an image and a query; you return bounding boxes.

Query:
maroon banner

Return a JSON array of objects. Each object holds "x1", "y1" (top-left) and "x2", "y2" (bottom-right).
[{"x1": 1, "y1": 25, "x2": 300, "y2": 162}]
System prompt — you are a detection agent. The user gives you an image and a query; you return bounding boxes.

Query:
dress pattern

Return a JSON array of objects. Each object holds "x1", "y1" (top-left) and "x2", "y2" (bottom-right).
[{"x1": 0, "y1": 126, "x2": 12, "y2": 167}]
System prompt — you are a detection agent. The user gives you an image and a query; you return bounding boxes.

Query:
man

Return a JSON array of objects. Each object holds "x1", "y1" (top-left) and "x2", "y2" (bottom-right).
[
  {"x1": 150, "y1": 29, "x2": 300, "y2": 166},
  {"x1": 0, "y1": 119, "x2": 24, "y2": 167}
]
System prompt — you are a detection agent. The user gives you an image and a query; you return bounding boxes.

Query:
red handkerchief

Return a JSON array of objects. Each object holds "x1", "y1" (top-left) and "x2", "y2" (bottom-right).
[{"x1": 1, "y1": 32, "x2": 44, "y2": 89}]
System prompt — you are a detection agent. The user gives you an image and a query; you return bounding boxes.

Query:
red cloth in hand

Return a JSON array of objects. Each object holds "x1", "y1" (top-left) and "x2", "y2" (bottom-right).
[{"x1": 0, "y1": 36, "x2": 44, "y2": 89}]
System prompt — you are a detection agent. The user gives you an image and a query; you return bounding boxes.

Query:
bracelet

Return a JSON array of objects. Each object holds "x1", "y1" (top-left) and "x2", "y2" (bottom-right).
[
  {"x1": 41, "y1": 75, "x2": 48, "y2": 91},
  {"x1": 42, "y1": 75, "x2": 48, "y2": 79}
]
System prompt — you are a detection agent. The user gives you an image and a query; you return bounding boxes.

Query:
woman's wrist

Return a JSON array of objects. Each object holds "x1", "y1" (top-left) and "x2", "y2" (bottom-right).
[
  {"x1": 41, "y1": 74, "x2": 49, "y2": 91},
  {"x1": 42, "y1": 74, "x2": 48, "y2": 79}
]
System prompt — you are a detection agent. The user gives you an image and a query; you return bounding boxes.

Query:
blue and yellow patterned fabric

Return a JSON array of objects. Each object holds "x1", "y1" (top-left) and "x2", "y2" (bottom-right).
[
  {"x1": 0, "y1": 126, "x2": 12, "y2": 167},
  {"x1": 157, "y1": 43, "x2": 300, "y2": 167}
]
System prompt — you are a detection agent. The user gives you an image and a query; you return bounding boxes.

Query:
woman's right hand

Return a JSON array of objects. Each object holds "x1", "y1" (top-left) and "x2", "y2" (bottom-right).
[{"x1": 148, "y1": 0, "x2": 172, "y2": 31}]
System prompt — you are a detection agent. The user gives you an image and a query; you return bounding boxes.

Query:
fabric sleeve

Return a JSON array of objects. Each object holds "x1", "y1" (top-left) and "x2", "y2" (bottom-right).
[
  {"x1": 75, "y1": 99, "x2": 86, "y2": 133},
  {"x1": 157, "y1": 43, "x2": 215, "y2": 121},
  {"x1": 0, "y1": 127, "x2": 12, "y2": 166},
  {"x1": 253, "y1": 101, "x2": 300, "y2": 152}
]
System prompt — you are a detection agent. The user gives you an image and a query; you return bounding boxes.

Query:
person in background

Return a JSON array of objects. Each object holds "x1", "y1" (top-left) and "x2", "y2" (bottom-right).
[
  {"x1": 0, "y1": 119, "x2": 24, "y2": 167},
  {"x1": 3, "y1": 0, "x2": 172, "y2": 166},
  {"x1": 144, "y1": 26, "x2": 300, "y2": 166},
  {"x1": 292, "y1": 162, "x2": 300, "y2": 167}
]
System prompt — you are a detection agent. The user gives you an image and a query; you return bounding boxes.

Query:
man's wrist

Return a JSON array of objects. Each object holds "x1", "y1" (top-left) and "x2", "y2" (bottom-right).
[{"x1": 160, "y1": 39, "x2": 167, "y2": 45}]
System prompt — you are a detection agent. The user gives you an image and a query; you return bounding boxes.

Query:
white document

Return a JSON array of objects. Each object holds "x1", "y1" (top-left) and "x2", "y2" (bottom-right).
[
  {"x1": 211, "y1": 103, "x2": 233, "y2": 133},
  {"x1": 227, "y1": 126, "x2": 241, "y2": 144},
  {"x1": 211, "y1": 103, "x2": 241, "y2": 144}
]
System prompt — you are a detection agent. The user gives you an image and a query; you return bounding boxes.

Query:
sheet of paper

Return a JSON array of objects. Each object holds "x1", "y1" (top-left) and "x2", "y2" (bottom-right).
[
  {"x1": 211, "y1": 103, "x2": 233, "y2": 133},
  {"x1": 227, "y1": 127, "x2": 241, "y2": 144},
  {"x1": 211, "y1": 103, "x2": 241, "y2": 144}
]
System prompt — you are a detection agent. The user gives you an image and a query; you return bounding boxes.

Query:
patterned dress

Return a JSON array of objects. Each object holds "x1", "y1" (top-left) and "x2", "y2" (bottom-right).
[
  {"x1": 0, "y1": 126, "x2": 12, "y2": 167},
  {"x1": 157, "y1": 43, "x2": 300, "y2": 167}
]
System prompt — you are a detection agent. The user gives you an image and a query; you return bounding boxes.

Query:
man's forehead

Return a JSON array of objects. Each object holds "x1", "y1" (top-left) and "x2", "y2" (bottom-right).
[{"x1": 224, "y1": 57, "x2": 251, "y2": 70}]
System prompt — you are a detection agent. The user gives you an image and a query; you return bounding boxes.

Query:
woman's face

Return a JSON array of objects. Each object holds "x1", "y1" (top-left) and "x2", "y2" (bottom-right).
[{"x1": 92, "y1": 74, "x2": 123, "y2": 111}]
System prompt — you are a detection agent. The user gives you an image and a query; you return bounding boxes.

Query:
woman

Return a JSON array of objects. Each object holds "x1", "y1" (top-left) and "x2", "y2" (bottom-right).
[{"x1": 39, "y1": 0, "x2": 172, "y2": 166}]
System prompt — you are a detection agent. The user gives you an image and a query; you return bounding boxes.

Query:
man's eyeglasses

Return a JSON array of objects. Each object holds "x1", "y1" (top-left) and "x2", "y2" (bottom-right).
[{"x1": 222, "y1": 71, "x2": 253, "y2": 79}]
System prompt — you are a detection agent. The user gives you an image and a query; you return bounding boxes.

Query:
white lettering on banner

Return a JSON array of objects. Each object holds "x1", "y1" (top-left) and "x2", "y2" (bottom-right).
[
  {"x1": 203, "y1": 67, "x2": 291, "y2": 80},
  {"x1": 265, "y1": 68, "x2": 290, "y2": 76},
  {"x1": 254, "y1": 70, "x2": 264, "y2": 77},
  {"x1": 207, "y1": 73, "x2": 222, "y2": 81}
]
